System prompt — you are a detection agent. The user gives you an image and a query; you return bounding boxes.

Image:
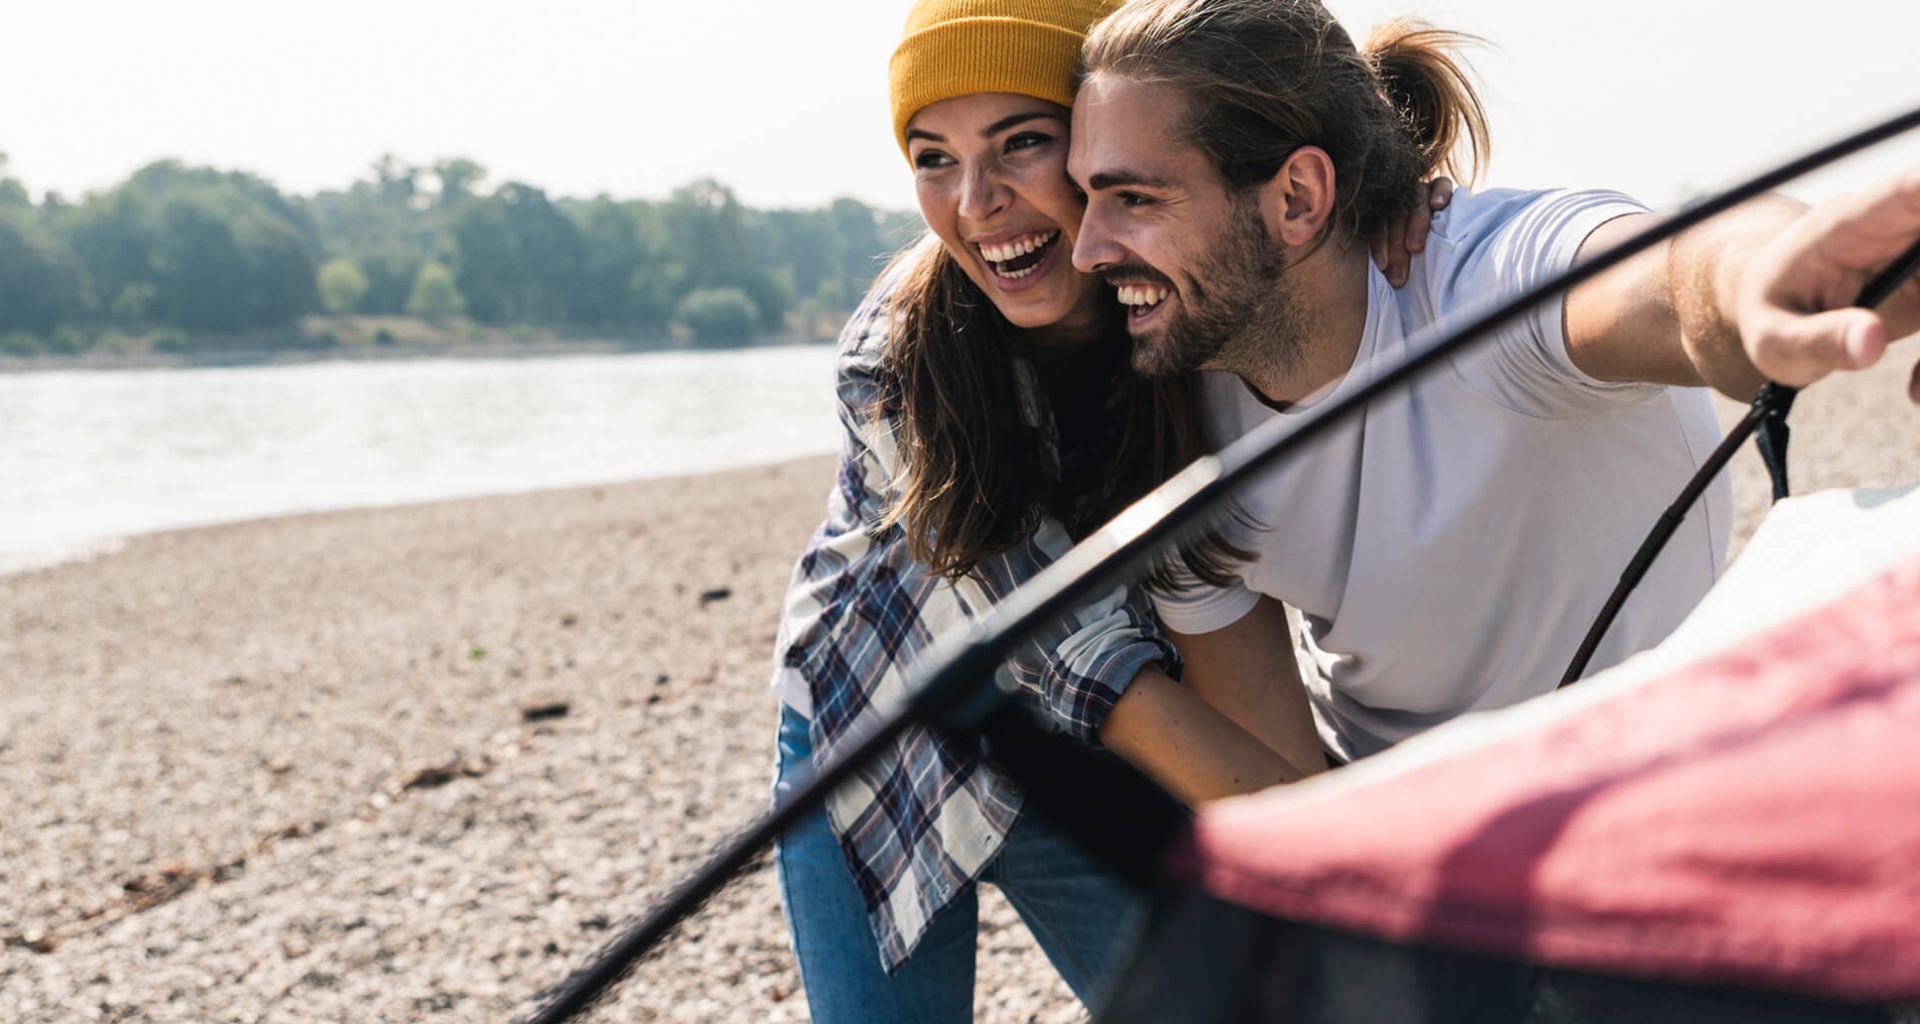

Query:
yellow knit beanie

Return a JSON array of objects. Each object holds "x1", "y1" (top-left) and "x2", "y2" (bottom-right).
[{"x1": 889, "y1": 0, "x2": 1121, "y2": 160}]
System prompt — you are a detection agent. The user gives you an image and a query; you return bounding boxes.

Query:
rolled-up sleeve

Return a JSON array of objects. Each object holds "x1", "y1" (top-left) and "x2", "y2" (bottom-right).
[
  {"x1": 1031, "y1": 583, "x2": 1182, "y2": 744},
  {"x1": 966, "y1": 524, "x2": 1184, "y2": 746}
]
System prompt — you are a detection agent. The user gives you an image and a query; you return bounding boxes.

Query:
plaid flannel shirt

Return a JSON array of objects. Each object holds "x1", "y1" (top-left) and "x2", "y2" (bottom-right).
[{"x1": 771, "y1": 280, "x2": 1180, "y2": 971}]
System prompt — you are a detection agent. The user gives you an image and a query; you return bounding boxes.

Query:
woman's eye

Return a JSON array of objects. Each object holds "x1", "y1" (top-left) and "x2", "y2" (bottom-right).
[
  {"x1": 1005, "y1": 132, "x2": 1051, "y2": 153},
  {"x1": 914, "y1": 150, "x2": 953, "y2": 170}
]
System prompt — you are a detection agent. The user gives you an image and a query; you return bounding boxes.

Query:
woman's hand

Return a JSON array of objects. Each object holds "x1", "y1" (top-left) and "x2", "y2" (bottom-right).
[{"x1": 1371, "y1": 176, "x2": 1455, "y2": 288}]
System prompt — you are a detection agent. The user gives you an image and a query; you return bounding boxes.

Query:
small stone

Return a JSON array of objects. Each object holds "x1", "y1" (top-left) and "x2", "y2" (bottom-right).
[
  {"x1": 399, "y1": 761, "x2": 460, "y2": 791},
  {"x1": 518, "y1": 701, "x2": 569, "y2": 723}
]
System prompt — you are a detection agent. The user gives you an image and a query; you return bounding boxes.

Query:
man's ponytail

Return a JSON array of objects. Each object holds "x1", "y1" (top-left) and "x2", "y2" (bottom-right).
[{"x1": 1363, "y1": 18, "x2": 1490, "y2": 185}]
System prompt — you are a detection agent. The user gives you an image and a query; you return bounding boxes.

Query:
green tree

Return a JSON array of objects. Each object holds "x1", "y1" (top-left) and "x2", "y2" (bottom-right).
[
  {"x1": 0, "y1": 207, "x2": 93, "y2": 334},
  {"x1": 830, "y1": 197, "x2": 895, "y2": 297},
  {"x1": 353, "y1": 245, "x2": 426, "y2": 315},
  {"x1": 405, "y1": 260, "x2": 464, "y2": 320},
  {"x1": 0, "y1": 151, "x2": 27, "y2": 208},
  {"x1": 742, "y1": 269, "x2": 791, "y2": 333},
  {"x1": 109, "y1": 283, "x2": 158, "y2": 321},
  {"x1": 432, "y1": 158, "x2": 486, "y2": 210},
  {"x1": 675, "y1": 287, "x2": 757, "y2": 343},
  {"x1": 25, "y1": 156, "x2": 913, "y2": 347},
  {"x1": 60, "y1": 162, "x2": 316, "y2": 332},
  {"x1": 370, "y1": 154, "x2": 420, "y2": 208},
  {"x1": 564, "y1": 197, "x2": 680, "y2": 332},
  {"x1": 662, "y1": 180, "x2": 791, "y2": 331},
  {"x1": 763, "y1": 207, "x2": 838, "y2": 302},
  {"x1": 47, "y1": 325, "x2": 87, "y2": 355},
  {"x1": 318, "y1": 258, "x2": 370, "y2": 314},
  {"x1": 451, "y1": 182, "x2": 583, "y2": 324}
]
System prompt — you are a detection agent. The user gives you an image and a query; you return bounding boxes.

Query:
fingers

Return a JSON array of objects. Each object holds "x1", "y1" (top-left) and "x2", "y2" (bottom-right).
[
  {"x1": 1382, "y1": 214, "x2": 1409, "y2": 286},
  {"x1": 1799, "y1": 166, "x2": 1920, "y2": 271},
  {"x1": 1737, "y1": 174, "x2": 1920, "y2": 398},
  {"x1": 1405, "y1": 185, "x2": 1442, "y2": 257},
  {"x1": 1747, "y1": 305, "x2": 1889, "y2": 387},
  {"x1": 1378, "y1": 179, "x2": 1456, "y2": 287}
]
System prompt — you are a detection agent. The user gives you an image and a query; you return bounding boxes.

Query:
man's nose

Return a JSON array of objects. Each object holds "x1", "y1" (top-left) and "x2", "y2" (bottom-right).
[
  {"x1": 956, "y1": 164, "x2": 1009, "y2": 223},
  {"x1": 1072, "y1": 204, "x2": 1121, "y2": 274}
]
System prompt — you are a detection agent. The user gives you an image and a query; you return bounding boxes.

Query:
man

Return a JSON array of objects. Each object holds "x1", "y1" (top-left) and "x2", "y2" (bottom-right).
[{"x1": 1064, "y1": 0, "x2": 1920, "y2": 766}]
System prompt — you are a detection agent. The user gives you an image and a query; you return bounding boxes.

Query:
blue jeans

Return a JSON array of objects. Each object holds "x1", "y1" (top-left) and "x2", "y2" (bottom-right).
[{"x1": 772, "y1": 706, "x2": 1147, "y2": 1023}]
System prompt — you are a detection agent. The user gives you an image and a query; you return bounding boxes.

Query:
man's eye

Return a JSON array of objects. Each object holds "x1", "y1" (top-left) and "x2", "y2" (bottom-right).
[{"x1": 1119, "y1": 192, "x2": 1155, "y2": 208}]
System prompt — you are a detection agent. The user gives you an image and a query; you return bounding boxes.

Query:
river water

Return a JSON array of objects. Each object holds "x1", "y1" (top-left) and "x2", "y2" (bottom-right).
[{"x1": 0, "y1": 345, "x2": 840, "y2": 575}]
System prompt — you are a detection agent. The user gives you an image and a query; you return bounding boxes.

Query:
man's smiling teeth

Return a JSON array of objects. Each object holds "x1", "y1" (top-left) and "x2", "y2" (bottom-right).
[
  {"x1": 979, "y1": 230, "x2": 1057, "y2": 264},
  {"x1": 1117, "y1": 284, "x2": 1169, "y2": 308}
]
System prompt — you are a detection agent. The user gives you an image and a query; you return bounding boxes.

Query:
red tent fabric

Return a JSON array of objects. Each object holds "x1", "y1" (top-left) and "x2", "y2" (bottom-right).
[{"x1": 1175, "y1": 488, "x2": 1920, "y2": 1003}]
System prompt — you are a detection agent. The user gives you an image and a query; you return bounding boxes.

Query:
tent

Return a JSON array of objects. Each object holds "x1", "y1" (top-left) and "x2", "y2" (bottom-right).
[{"x1": 1100, "y1": 485, "x2": 1920, "y2": 1023}]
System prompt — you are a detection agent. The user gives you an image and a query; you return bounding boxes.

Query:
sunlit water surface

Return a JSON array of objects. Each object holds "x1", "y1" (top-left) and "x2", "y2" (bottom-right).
[{"x1": 0, "y1": 346, "x2": 839, "y2": 575}]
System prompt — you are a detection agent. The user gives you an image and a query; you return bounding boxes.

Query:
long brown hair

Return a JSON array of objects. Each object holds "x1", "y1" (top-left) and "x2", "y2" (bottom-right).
[
  {"x1": 876, "y1": 237, "x2": 1246, "y2": 589},
  {"x1": 1081, "y1": 0, "x2": 1490, "y2": 242}
]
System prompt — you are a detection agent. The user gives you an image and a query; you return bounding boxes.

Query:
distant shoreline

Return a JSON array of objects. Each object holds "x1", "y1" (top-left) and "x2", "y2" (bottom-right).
[{"x1": 0, "y1": 333, "x2": 833, "y2": 375}]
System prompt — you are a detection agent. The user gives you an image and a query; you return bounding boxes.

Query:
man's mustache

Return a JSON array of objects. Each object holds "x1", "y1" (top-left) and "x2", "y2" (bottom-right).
[{"x1": 1102, "y1": 265, "x2": 1175, "y2": 290}]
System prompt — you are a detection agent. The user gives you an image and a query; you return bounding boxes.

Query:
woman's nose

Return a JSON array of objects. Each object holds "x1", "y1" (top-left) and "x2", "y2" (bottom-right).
[{"x1": 957, "y1": 163, "x2": 1009, "y2": 223}]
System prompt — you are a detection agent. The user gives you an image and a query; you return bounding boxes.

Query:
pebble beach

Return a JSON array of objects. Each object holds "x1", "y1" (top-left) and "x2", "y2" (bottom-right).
[{"x1": 3, "y1": 354, "x2": 1917, "y2": 1023}]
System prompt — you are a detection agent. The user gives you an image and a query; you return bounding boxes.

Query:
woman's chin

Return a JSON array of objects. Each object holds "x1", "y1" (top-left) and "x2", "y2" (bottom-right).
[{"x1": 991, "y1": 291, "x2": 1074, "y2": 330}]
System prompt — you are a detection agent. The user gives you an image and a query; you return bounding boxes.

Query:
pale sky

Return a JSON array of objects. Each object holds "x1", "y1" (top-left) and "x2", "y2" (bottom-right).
[{"x1": 6, "y1": 0, "x2": 1918, "y2": 213}]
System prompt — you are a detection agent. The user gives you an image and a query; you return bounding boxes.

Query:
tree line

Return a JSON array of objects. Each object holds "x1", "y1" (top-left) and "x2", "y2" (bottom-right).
[{"x1": 0, "y1": 151, "x2": 921, "y2": 356}]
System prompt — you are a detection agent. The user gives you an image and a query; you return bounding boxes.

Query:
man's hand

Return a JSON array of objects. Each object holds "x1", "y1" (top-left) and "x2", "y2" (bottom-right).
[{"x1": 1736, "y1": 167, "x2": 1920, "y2": 402}]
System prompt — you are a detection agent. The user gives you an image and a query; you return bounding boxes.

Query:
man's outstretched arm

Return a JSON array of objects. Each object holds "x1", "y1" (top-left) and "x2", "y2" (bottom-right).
[{"x1": 1565, "y1": 169, "x2": 1920, "y2": 401}]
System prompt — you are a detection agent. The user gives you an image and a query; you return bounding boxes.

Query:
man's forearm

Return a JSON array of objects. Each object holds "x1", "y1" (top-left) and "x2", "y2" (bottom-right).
[
  {"x1": 1098, "y1": 666, "x2": 1315, "y2": 805},
  {"x1": 1571, "y1": 195, "x2": 1809, "y2": 398},
  {"x1": 1670, "y1": 194, "x2": 1809, "y2": 397}
]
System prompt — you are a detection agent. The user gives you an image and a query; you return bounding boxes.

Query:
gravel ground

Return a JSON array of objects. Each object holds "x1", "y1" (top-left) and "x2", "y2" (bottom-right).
[{"x1": 2, "y1": 354, "x2": 1916, "y2": 1022}]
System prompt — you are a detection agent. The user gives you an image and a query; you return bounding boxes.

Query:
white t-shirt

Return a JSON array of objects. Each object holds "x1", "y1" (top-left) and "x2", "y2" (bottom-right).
[{"x1": 1154, "y1": 188, "x2": 1731, "y2": 760}]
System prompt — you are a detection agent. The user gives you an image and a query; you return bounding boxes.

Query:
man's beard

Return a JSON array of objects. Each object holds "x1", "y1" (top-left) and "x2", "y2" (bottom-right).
[{"x1": 1128, "y1": 194, "x2": 1305, "y2": 380}]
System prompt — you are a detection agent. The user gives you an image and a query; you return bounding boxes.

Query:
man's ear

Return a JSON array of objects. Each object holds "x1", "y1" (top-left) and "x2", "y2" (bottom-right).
[{"x1": 1254, "y1": 146, "x2": 1338, "y2": 248}]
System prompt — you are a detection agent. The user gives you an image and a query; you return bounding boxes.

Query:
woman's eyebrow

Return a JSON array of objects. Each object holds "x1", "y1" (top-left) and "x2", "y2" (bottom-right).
[
  {"x1": 907, "y1": 111, "x2": 1058, "y2": 146},
  {"x1": 983, "y1": 111, "x2": 1057, "y2": 137}
]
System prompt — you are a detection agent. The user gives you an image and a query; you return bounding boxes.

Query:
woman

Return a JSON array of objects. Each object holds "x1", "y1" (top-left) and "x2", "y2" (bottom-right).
[{"x1": 768, "y1": 1, "x2": 1452, "y2": 1018}]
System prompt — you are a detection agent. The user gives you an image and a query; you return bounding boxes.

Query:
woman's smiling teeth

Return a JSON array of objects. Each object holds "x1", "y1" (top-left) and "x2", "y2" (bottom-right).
[
  {"x1": 980, "y1": 230, "x2": 1059, "y2": 279},
  {"x1": 1117, "y1": 284, "x2": 1169, "y2": 310}
]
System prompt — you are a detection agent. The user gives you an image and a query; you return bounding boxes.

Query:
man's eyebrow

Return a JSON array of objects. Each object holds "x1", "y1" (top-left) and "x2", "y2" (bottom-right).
[{"x1": 1086, "y1": 170, "x2": 1174, "y2": 191}]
